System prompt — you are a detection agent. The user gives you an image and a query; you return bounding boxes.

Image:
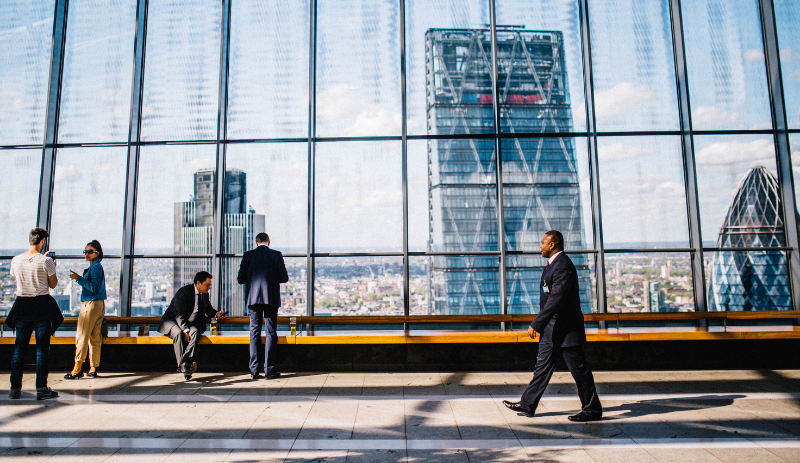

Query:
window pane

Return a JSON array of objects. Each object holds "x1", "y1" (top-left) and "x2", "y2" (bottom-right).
[
  {"x1": 682, "y1": 0, "x2": 772, "y2": 130},
  {"x1": 315, "y1": 0, "x2": 401, "y2": 137},
  {"x1": 695, "y1": 135, "x2": 783, "y2": 247},
  {"x1": 588, "y1": 0, "x2": 679, "y2": 131},
  {"x1": 227, "y1": 0, "x2": 309, "y2": 139},
  {"x1": 315, "y1": 141, "x2": 402, "y2": 252},
  {"x1": 507, "y1": 253, "x2": 596, "y2": 314},
  {"x1": 606, "y1": 252, "x2": 695, "y2": 312},
  {"x1": 598, "y1": 136, "x2": 689, "y2": 248},
  {"x1": 58, "y1": 0, "x2": 137, "y2": 143},
  {"x1": 225, "y1": 143, "x2": 308, "y2": 254},
  {"x1": 0, "y1": 150, "x2": 40, "y2": 254},
  {"x1": 706, "y1": 250, "x2": 791, "y2": 311},
  {"x1": 775, "y1": 0, "x2": 800, "y2": 129},
  {"x1": 140, "y1": 0, "x2": 221, "y2": 141},
  {"x1": 222, "y1": 256, "x2": 306, "y2": 317},
  {"x1": 135, "y1": 145, "x2": 217, "y2": 254},
  {"x1": 792, "y1": 134, "x2": 800, "y2": 208},
  {"x1": 132, "y1": 257, "x2": 210, "y2": 316},
  {"x1": 314, "y1": 256, "x2": 404, "y2": 315},
  {"x1": 407, "y1": 1, "x2": 492, "y2": 137},
  {"x1": 425, "y1": 254, "x2": 500, "y2": 315},
  {"x1": 495, "y1": 0, "x2": 587, "y2": 133},
  {"x1": 53, "y1": 257, "x2": 121, "y2": 316},
  {"x1": 49, "y1": 147, "x2": 126, "y2": 255},
  {"x1": 503, "y1": 137, "x2": 593, "y2": 251},
  {"x1": 409, "y1": 139, "x2": 498, "y2": 253},
  {"x1": 0, "y1": 0, "x2": 54, "y2": 145},
  {"x1": 1, "y1": 260, "x2": 13, "y2": 314}
]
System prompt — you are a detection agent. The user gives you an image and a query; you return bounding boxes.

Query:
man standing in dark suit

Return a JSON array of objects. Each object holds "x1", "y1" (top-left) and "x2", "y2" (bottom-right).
[
  {"x1": 503, "y1": 230, "x2": 602, "y2": 422},
  {"x1": 159, "y1": 271, "x2": 226, "y2": 380},
  {"x1": 238, "y1": 233, "x2": 289, "y2": 380}
]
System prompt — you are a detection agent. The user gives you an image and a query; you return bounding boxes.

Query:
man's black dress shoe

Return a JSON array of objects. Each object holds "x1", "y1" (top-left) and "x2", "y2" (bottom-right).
[
  {"x1": 568, "y1": 411, "x2": 602, "y2": 422},
  {"x1": 502, "y1": 400, "x2": 534, "y2": 417},
  {"x1": 265, "y1": 371, "x2": 281, "y2": 380},
  {"x1": 251, "y1": 373, "x2": 262, "y2": 380}
]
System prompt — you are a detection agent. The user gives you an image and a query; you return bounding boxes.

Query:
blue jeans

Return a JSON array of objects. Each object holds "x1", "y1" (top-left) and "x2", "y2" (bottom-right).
[
  {"x1": 10, "y1": 317, "x2": 51, "y2": 389},
  {"x1": 249, "y1": 305, "x2": 279, "y2": 375}
]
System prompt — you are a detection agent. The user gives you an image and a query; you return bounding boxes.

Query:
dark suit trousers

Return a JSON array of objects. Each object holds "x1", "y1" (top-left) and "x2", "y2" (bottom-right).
[
  {"x1": 520, "y1": 341, "x2": 602, "y2": 415},
  {"x1": 249, "y1": 304, "x2": 279, "y2": 375},
  {"x1": 166, "y1": 324, "x2": 198, "y2": 370}
]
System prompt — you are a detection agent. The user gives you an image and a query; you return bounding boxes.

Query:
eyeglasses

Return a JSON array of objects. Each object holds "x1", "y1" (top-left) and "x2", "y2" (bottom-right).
[{"x1": 83, "y1": 250, "x2": 97, "y2": 255}]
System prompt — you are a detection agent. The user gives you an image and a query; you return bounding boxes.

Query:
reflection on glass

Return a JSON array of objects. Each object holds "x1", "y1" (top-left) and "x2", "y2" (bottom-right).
[
  {"x1": 315, "y1": 0, "x2": 401, "y2": 137},
  {"x1": 135, "y1": 145, "x2": 217, "y2": 254},
  {"x1": 58, "y1": 0, "x2": 136, "y2": 143},
  {"x1": 140, "y1": 0, "x2": 221, "y2": 141},
  {"x1": 227, "y1": 0, "x2": 309, "y2": 139},
  {"x1": 405, "y1": 0, "x2": 490, "y2": 136},
  {"x1": 507, "y1": 254, "x2": 596, "y2": 314},
  {"x1": 605, "y1": 253, "x2": 695, "y2": 313},
  {"x1": 49, "y1": 148, "x2": 126, "y2": 254},
  {"x1": 695, "y1": 135, "x2": 782, "y2": 246},
  {"x1": 0, "y1": 150, "x2": 40, "y2": 254},
  {"x1": 503, "y1": 137, "x2": 592, "y2": 251},
  {"x1": 0, "y1": 260, "x2": 14, "y2": 315},
  {"x1": 0, "y1": 0, "x2": 54, "y2": 145},
  {"x1": 314, "y1": 257, "x2": 404, "y2": 315},
  {"x1": 408, "y1": 139, "x2": 498, "y2": 253},
  {"x1": 495, "y1": 0, "x2": 587, "y2": 132},
  {"x1": 225, "y1": 143, "x2": 307, "y2": 254},
  {"x1": 775, "y1": 0, "x2": 800, "y2": 129},
  {"x1": 598, "y1": 136, "x2": 689, "y2": 248},
  {"x1": 53, "y1": 258, "x2": 121, "y2": 316},
  {"x1": 588, "y1": 0, "x2": 679, "y2": 131},
  {"x1": 221, "y1": 257, "x2": 306, "y2": 317},
  {"x1": 705, "y1": 250, "x2": 791, "y2": 311},
  {"x1": 132, "y1": 257, "x2": 210, "y2": 317},
  {"x1": 314, "y1": 141, "x2": 402, "y2": 252},
  {"x1": 682, "y1": 0, "x2": 772, "y2": 130}
]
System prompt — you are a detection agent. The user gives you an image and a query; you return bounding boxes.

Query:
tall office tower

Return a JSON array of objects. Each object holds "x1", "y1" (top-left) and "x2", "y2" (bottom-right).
[
  {"x1": 174, "y1": 169, "x2": 264, "y2": 316},
  {"x1": 425, "y1": 29, "x2": 591, "y2": 315},
  {"x1": 709, "y1": 167, "x2": 792, "y2": 311},
  {"x1": 648, "y1": 281, "x2": 664, "y2": 312}
]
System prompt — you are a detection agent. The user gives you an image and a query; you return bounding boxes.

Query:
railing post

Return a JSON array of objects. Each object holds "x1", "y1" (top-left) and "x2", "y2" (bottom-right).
[
  {"x1": 758, "y1": 0, "x2": 800, "y2": 311},
  {"x1": 119, "y1": 0, "x2": 149, "y2": 319}
]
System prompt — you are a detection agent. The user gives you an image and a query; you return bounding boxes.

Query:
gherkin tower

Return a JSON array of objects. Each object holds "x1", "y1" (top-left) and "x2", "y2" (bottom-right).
[{"x1": 709, "y1": 166, "x2": 792, "y2": 311}]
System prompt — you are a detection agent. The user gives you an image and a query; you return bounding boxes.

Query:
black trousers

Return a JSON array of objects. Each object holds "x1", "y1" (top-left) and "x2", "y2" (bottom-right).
[
  {"x1": 249, "y1": 304, "x2": 279, "y2": 375},
  {"x1": 520, "y1": 342, "x2": 602, "y2": 416}
]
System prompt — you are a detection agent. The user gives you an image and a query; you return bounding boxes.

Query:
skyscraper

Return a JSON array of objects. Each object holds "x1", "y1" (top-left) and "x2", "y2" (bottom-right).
[
  {"x1": 425, "y1": 28, "x2": 592, "y2": 315},
  {"x1": 174, "y1": 169, "x2": 264, "y2": 316},
  {"x1": 709, "y1": 166, "x2": 792, "y2": 311}
]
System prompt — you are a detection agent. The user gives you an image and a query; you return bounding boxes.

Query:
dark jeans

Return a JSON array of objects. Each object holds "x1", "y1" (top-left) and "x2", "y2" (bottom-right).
[
  {"x1": 520, "y1": 342, "x2": 602, "y2": 416},
  {"x1": 10, "y1": 317, "x2": 51, "y2": 390},
  {"x1": 249, "y1": 304, "x2": 279, "y2": 375}
]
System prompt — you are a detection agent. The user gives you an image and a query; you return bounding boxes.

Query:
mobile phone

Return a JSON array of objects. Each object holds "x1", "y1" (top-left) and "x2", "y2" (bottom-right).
[{"x1": 46, "y1": 251, "x2": 55, "y2": 258}]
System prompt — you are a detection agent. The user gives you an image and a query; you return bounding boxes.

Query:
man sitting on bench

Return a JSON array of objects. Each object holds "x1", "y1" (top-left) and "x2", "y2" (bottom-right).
[{"x1": 158, "y1": 271, "x2": 227, "y2": 380}]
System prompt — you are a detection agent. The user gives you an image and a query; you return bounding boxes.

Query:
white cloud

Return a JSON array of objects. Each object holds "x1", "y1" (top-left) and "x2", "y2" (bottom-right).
[
  {"x1": 694, "y1": 138, "x2": 774, "y2": 169},
  {"x1": 793, "y1": 70, "x2": 800, "y2": 82},
  {"x1": 598, "y1": 142, "x2": 653, "y2": 162},
  {"x1": 781, "y1": 48, "x2": 797, "y2": 62},
  {"x1": 743, "y1": 48, "x2": 765, "y2": 62},
  {"x1": 692, "y1": 106, "x2": 741, "y2": 128},
  {"x1": 54, "y1": 164, "x2": 80, "y2": 183},
  {"x1": 594, "y1": 82, "x2": 657, "y2": 119},
  {"x1": 316, "y1": 84, "x2": 401, "y2": 136},
  {"x1": 342, "y1": 107, "x2": 402, "y2": 138},
  {"x1": 316, "y1": 84, "x2": 362, "y2": 120}
]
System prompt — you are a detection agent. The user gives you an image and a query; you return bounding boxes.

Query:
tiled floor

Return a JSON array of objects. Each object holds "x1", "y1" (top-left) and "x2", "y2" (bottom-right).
[{"x1": 1, "y1": 370, "x2": 799, "y2": 462}]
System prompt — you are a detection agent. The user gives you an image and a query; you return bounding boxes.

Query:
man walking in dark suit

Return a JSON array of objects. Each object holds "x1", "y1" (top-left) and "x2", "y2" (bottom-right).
[
  {"x1": 159, "y1": 271, "x2": 227, "y2": 380},
  {"x1": 503, "y1": 230, "x2": 602, "y2": 422},
  {"x1": 238, "y1": 233, "x2": 289, "y2": 380}
]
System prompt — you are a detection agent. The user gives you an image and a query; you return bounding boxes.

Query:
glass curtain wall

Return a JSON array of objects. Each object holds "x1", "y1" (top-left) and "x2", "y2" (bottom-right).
[{"x1": 2, "y1": 0, "x2": 798, "y2": 323}]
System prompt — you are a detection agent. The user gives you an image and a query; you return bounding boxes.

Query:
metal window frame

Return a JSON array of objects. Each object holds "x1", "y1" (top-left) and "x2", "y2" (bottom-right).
[{"x1": 27, "y1": 0, "x2": 800, "y2": 318}]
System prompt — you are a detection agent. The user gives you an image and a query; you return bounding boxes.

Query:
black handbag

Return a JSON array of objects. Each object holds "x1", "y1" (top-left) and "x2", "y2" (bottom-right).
[{"x1": 101, "y1": 317, "x2": 109, "y2": 337}]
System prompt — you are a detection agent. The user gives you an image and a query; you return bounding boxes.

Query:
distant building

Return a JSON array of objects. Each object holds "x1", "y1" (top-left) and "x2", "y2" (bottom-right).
[
  {"x1": 425, "y1": 28, "x2": 592, "y2": 315},
  {"x1": 709, "y1": 166, "x2": 792, "y2": 311},
  {"x1": 173, "y1": 169, "x2": 264, "y2": 317}
]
